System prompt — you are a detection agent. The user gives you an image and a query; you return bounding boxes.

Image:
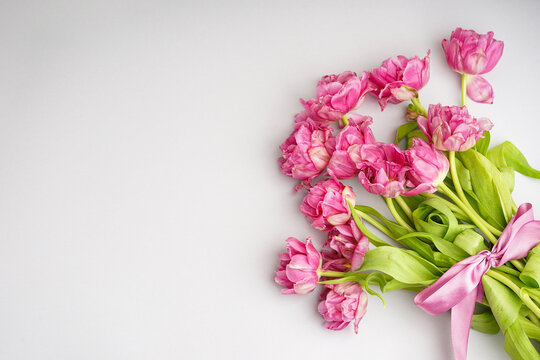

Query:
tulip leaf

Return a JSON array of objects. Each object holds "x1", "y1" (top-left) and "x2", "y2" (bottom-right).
[
  {"x1": 398, "y1": 232, "x2": 468, "y2": 262},
  {"x1": 359, "y1": 246, "x2": 442, "y2": 286},
  {"x1": 412, "y1": 198, "x2": 464, "y2": 241},
  {"x1": 482, "y1": 273, "x2": 521, "y2": 332},
  {"x1": 452, "y1": 229, "x2": 489, "y2": 256},
  {"x1": 520, "y1": 316, "x2": 540, "y2": 341},
  {"x1": 504, "y1": 320, "x2": 540, "y2": 360},
  {"x1": 471, "y1": 311, "x2": 500, "y2": 334},
  {"x1": 519, "y1": 244, "x2": 540, "y2": 288},
  {"x1": 395, "y1": 121, "x2": 419, "y2": 146},
  {"x1": 349, "y1": 203, "x2": 391, "y2": 247},
  {"x1": 458, "y1": 149, "x2": 513, "y2": 229},
  {"x1": 406, "y1": 129, "x2": 428, "y2": 149},
  {"x1": 475, "y1": 131, "x2": 491, "y2": 155},
  {"x1": 487, "y1": 141, "x2": 540, "y2": 179}
]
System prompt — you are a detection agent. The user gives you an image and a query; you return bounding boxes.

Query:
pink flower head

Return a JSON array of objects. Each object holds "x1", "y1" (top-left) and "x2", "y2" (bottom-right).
[
  {"x1": 327, "y1": 114, "x2": 375, "y2": 179},
  {"x1": 417, "y1": 104, "x2": 493, "y2": 152},
  {"x1": 318, "y1": 282, "x2": 368, "y2": 333},
  {"x1": 274, "y1": 237, "x2": 322, "y2": 295},
  {"x1": 405, "y1": 138, "x2": 449, "y2": 195},
  {"x1": 300, "y1": 179, "x2": 356, "y2": 232},
  {"x1": 442, "y1": 28, "x2": 504, "y2": 75},
  {"x1": 325, "y1": 221, "x2": 369, "y2": 271},
  {"x1": 279, "y1": 114, "x2": 335, "y2": 182},
  {"x1": 321, "y1": 248, "x2": 350, "y2": 273},
  {"x1": 351, "y1": 143, "x2": 410, "y2": 198},
  {"x1": 300, "y1": 71, "x2": 373, "y2": 121},
  {"x1": 369, "y1": 52, "x2": 430, "y2": 110}
]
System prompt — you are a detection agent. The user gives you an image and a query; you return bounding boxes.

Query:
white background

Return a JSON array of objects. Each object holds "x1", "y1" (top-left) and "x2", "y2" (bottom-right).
[{"x1": 1, "y1": 1, "x2": 539, "y2": 359}]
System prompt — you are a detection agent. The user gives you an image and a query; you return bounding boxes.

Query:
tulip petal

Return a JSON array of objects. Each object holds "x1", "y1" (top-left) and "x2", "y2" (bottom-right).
[{"x1": 466, "y1": 75, "x2": 494, "y2": 104}]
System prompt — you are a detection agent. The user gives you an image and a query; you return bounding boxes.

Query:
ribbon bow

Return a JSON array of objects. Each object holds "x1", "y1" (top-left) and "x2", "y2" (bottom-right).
[{"x1": 414, "y1": 203, "x2": 540, "y2": 360}]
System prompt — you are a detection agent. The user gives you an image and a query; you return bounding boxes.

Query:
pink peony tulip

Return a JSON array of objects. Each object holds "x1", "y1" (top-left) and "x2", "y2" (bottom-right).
[
  {"x1": 417, "y1": 104, "x2": 493, "y2": 152},
  {"x1": 318, "y1": 282, "x2": 368, "y2": 333},
  {"x1": 327, "y1": 114, "x2": 375, "y2": 179},
  {"x1": 405, "y1": 138, "x2": 449, "y2": 195},
  {"x1": 274, "y1": 237, "x2": 322, "y2": 295},
  {"x1": 321, "y1": 248, "x2": 350, "y2": 273},
  {"x1": 300, "y1": 179, "x2": 356, "y2": 231},
  {"x1": 351, "y1": 143, "x2": 410, "y2": 198},
  {"x1": 325, "y1": 221, "x2": 369, "y2": 271},
  {"x1": 300, "y1": 71, "x2": 373, "y2": 121},
  {"x1": 279, "y1": 114, "x2": 335, "y2": 182},
  {"x1": 369, "y1": 52, "x2": 430, "y2": 110},
  {"x1": 441, "y1": 28, "x2": 504, "y2": 75}
]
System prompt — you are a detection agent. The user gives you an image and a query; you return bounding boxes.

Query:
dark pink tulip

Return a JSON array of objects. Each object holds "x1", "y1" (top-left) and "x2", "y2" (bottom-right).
[
  {"x1": 318, "y1": 282, "x2": 368, "y2": 333},
  {"x1": 417, "y1": 104, "x2": 493, "y2": 152},
  {"x1": 274, "y1": 237, "x2": 322, "y2": 295},
  {"x1": 300, "y1": 71, "x2": 373, "y2": 121},
  {"x1": 279, "y1": 113, "x2": 335, "y2": 182},
  {"x1": 369, "y1": 52, "x2": 430, "y2": 110},
  {"x1": 325, "y1": 221, "x2": 369, "y2": 271},
  {"x1": 405, "y1": 138, "x2": 449, "y2": 195},
  {"x1": 300, "y1": 179, "x2": 356, "y2": 232},
  {"x1": 327, "y1": 114, "x2": 375, "y2": 179}
]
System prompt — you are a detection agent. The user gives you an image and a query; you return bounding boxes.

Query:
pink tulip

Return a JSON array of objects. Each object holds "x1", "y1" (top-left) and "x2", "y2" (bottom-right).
[
  {"x1": 405, "y1": 138, "x2": 449, "y2": 195},
  {"x1": 274, "y1": 237, "x2": 322, "y2": 295},
  {"x1": 279, "y1": 114, "x2": 335, "y2": 182},
  {"x1": 417, "y1": 104, "x2": 493, "y2": 152},
  {"x1": 327, "y1": 114, "x2": 375, "y2": 179},
  {"x1": 441, "y1": 28, "x2": 504, "y2": 75},
  {"x1": 300, "y1": 179, "x2": 356, "y2": 232},
  {"x1": 351, "y1": 143, "x2": 410, "y2": 198},
  {"x1": 300, "y1": 71, "x2": 373, "y2": 121},
  {"x1": 325, "y1": 221, "x2": 369, "y2": 271},
  {"x1": 369, "y1": 52, "x2": 430, "y2": 110},
  {"x1": 318, "y1": 282, "x2": 368, "y2": 333},
  {"x1": 321, "y1": 249, "x2": 350, "y2": 273}
]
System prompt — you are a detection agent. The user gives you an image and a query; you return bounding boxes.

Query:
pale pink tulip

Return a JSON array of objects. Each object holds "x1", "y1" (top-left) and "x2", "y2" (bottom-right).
[
  {"x1": 405, "y1": 138, "x2": 449, "y2": 195},
  {"x1": 300, "y1": 179, "x2": 356, "y2": 232},
  {"x1": 442, "y1": 28, "x2": 504, "y2": 75},
  {"x1": 325, "y1": 221, "x2": 369, "y2": 271},
  {"x1": 417, "y1": 104, "x2": 493, "y2": 152},
  {"x1": 274, "y1": 237, "x2": 322, "y2": 295},
  {"x1": 369, "y1": 52, "x2": 430, "y2": 110},
  {"x1": 301, "y1": 71, "x2": 373, "y2": 121},
  {"x1": 318, "y1": 282, "x2": 368, "y2": 333},
  {"x1": 327, "y1": 114, "x2": 375, "y2": 179},
  {"x1": 279, "y1": 115, "x2": 335, "y2": 182},
  {"x1": 351, "y1": 143, "x2": 410, "y2": 198},
  {"x1": 466, "y1": 75, "x2": 494, "y2": 104}
]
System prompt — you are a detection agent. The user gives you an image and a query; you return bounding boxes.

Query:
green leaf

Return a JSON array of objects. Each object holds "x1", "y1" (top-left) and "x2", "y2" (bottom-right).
[
  {"x1": 520, "y1": 244, "x2": 540, "y2": 288},
  {"x1": 406, "y1": 129, "x2": 428, "y2": 149},
  {"x1": 520, "y1": 316, "x2": 540, "y2": 341},
  {"x1": 482, "y1": 274, "x2": 521, "y2": 332},
  {"x1": 412, "y1": 198, "x2": 465, "y2": 241},
  {"x1": 504, "y1": 320, "x2": 540, "y2": 360},
  {"x1": 471, "y1": 311, "x2": 500, "y2": 334},
  {"x1": 500, "y1": 167, "x2": 516, "y2": 193},
  {"x1": 359, "y1": 246, "x2": 442, "y2": 286},
  {"x1": 458, "y1": 149, "x2": 514, "y2": 229},
  {"x1": 453, "y1": 229, "x2": 489, "y2": 256},
  {"x1": 487, "y1": 141, "x2": 540, "y2": 179},
  {"x1": 349, "y1": 202, "x2": 390, "y2": 247},
  {"x1": 398, "y1": 232, "x2": 468, "y2": 262},
  {"x1": 395, "y1": 121, "x2": 419, "y2": 145},
  {"x1": 475, "y1": 131, "x2": 491, "y2": 155}
]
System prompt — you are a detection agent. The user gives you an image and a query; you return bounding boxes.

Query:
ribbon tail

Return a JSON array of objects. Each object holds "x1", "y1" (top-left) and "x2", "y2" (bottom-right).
[{"x1": 451, "y1": 286, "x2": 480, "y2": 360}]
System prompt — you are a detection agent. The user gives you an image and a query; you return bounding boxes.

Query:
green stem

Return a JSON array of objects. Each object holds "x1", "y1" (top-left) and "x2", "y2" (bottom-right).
[
  {"x1": 411, "y1": 96, "x2": 428, "y2": 117},
  {"x1": 438, "y1": 183, "x2": 498, "y2": 244},
  {"x1": 341, "y1": 115, "x2": 349, "y2": 127},
  {"x1": 318, "y1": 270, "x2": 347, "y2": 278},
  {"x1": 449, "y1": 151, "x2": 468, "y2": 205},
  {"x1": 461, "y1": 74, "x2": 468, "y2": 107},
  {"x1": 395, "y1": 196, "x2": 414, "y2": 222},
  {"x1": 385, "y1": 198, "x2": 415, "y2": 232},
  {"x1": 487, "y1": 269, "x2": 540, "y2": 319},
  {"x1": 355, "y1": 209, "x2": 396, "y2": 240}
]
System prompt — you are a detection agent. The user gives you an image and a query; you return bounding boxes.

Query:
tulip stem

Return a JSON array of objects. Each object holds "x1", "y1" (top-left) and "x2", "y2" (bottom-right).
[
  {"x1": 461, "y1": 74, "x2": 468, "y2": 106},
  {"x1": 355, "y1": 209, "x2": 396, "y2": 240},
  {"x1": 318, "y1": 270, "x2": 347, "y2": 278},
  {"x1": 395, "y1": 196, "x2": 414, "y2": 222},
  {"x1": 411, "y1": 96, "x2": 428, "y2": 117},
  {"x1": 385, "y1": 198, "x2": 415, "y2": 232},
  {"x1": 449, "y1": 151, "x2": 469, "y2": 206}
]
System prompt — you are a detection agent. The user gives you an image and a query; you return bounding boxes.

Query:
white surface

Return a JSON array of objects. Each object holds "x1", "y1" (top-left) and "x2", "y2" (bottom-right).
[{"x1": 0, "y1": 0, "x2": 539, "y2": 359}]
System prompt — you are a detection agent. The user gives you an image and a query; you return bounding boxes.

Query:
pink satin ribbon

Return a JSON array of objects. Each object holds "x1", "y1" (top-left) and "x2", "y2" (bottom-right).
[{"x1": 414, "y1": 203, "x2": 540, "y2": 360}]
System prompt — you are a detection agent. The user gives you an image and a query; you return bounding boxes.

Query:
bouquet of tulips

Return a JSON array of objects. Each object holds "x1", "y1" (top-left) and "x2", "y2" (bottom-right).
[{"x1": 274, "y1": 28, "x2": 540, "y2": 360}]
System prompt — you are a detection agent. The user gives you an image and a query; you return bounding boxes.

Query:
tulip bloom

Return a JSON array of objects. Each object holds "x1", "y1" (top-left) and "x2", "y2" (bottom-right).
[
  {"x1": 369, "y1": 52, "x2": 430, "y2": 110},
  {"x1": 274, "y1": 237, "x2": 322, "y2": 295},
  {"x1": 327, "y1": 114, "x2": 375, "y2": 179},
  {"x1": 351, "y1": 143, "x2": 410, "y2": 198},
  {"x1": 279, "y1": 115, "x2": 335, "y2": 182},
  {"x1": 417, "y1": 104, "x2": 493, "y2": 152},
  {"x1": 442, "y1": 28, "x2": 504, "y2": 104},
  {"x1": 325, "y1": 221, "x2": 369, "y2": 271},
  {"x1": 405, "y1": 138, "x2": 449, "y2": 195},
  {"x1": 318, "y1": 282, "x2": 368, "y2": 333},
  {"x1": 301, "y1": 71, "x2": 373, "y2": 121},
  {"x1": 300, "y1": 179, "x2": 356, "y2": 232}
]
